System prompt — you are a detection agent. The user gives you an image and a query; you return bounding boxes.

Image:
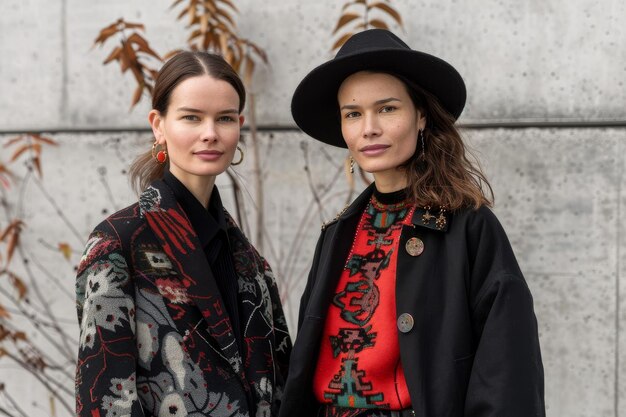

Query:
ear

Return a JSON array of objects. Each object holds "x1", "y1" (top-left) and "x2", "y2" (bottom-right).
[
  {"x1": 148, "y1": 110, "x2": 165, "y2": 144},
  {"x1": 238, "y1": 114, "x2": 245, "y2": 127},
  {"x1": 416, "y1": 111, "x2": 427, "y2": 131}
]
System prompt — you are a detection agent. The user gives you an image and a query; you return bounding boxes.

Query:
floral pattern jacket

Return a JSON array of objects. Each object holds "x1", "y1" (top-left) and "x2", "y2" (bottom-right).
[{"x1": 76, "y1": 180, "x2": 291, "y2": 417}]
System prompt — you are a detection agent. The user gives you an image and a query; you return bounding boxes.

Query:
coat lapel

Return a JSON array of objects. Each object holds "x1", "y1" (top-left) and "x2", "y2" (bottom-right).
[
  {"x1": 139, "y1": 181, "x2": 243, "y2": 374},
  {"x1": 306, "y1": 184, "x2": 375, "y2": 319}
]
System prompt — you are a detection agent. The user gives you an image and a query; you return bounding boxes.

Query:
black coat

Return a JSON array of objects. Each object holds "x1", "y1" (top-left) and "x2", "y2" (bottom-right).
[{"x1": 280, "y1": 184, "x2": 545, "y2": 417}]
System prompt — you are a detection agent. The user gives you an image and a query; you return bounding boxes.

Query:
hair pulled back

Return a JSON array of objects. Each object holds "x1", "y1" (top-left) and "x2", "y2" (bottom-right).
[{"x1": 129, "y1": 51, "x2": 245, "y2": 194}]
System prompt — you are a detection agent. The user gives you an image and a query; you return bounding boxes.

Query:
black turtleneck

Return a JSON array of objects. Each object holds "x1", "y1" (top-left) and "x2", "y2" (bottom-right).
[
  {"x1": 162, "y1": 170, "x2": 243, "y2": 353},
  {"x1": 372, "y1": 187, "x2": 409, "y2": 205}
]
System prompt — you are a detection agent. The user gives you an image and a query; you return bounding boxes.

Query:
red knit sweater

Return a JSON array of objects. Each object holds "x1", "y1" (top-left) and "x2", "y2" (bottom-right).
[{"x1": 313, "y1": 189, "x2": 414, "y2": 410}]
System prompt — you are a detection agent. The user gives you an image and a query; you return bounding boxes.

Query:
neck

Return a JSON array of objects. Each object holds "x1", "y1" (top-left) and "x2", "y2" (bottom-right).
[{"x1": 372, "y1": 169, "x2": 408, "y2": 193}]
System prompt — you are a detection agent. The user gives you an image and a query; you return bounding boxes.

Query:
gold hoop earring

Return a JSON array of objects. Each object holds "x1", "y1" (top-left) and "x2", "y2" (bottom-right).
[
  {"x1": 152, "y1": 141, "x2": 168, "y2": 164},
  {"x1": 231, "y1": 146, "x2": 244, "y2": 166}
]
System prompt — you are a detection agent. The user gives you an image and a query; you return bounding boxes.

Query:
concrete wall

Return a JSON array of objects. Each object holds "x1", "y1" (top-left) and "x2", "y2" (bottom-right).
[{"x1": 1, "y1": 0, "x2": 625, "y2": 416}]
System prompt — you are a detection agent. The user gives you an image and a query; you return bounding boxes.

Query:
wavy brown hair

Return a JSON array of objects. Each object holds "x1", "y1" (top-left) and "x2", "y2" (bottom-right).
[
  {"x1": 388, "y1": 72, "x2": 493, "y2": 210},
  {"x1": 129, "y1": 51, "x2": 246, "y2": 194}
]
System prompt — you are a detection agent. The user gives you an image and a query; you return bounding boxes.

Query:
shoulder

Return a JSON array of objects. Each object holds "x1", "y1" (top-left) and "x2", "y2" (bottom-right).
[
  {"x1": 451, "y1": 205, "x2": 507, "y2": 235},
  {"x1": 322, "y1": 184, "x2": 376, "y2": 231},
  {"x1": 90, "y1": 202, "x2": 144, "y2": 237}
]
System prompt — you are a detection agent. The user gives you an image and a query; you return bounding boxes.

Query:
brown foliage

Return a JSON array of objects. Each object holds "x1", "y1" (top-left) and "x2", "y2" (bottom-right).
[
  {"x1": 4, "y1": 134, "x2": 57, "y2": 178},
  {"x1": 332, "y1": 0, "x2": 404, "y2": 51},
  {"x1": 170, "y1": 0, "x2": 267, "y2": 85},
  {"x1": 93, "y1": 18, "x2": 163, "y2": 108},
  {"x1": 0, "y1": 220, "x2": 24, "y2": 267},
  {"x1": 95, "y1": 2, "x2": 269, "y2": 109}
]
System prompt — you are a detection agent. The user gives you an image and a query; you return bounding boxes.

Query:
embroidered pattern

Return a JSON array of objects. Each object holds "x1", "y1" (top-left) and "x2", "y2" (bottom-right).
[
  {"x1": 315, "y1": 195, "x2": 414, "y2": 409},
  {"x1": 76, "y1": 181, "x2": 291, "y2": 417}
]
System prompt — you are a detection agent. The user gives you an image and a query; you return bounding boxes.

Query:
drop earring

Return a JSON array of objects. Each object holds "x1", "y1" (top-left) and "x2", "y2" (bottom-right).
[{"x1": 152, "y1": 141, "x2": 168, "y2": 164}]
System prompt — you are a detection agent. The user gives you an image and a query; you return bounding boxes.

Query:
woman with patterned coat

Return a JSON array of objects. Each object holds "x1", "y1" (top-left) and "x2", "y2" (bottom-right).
[
  {"x1": 280, "y1": 30, "x2": 544, "y2": 417},
  {"x1": 76, "y1": 52, "x2": 291, "y2": 417}
]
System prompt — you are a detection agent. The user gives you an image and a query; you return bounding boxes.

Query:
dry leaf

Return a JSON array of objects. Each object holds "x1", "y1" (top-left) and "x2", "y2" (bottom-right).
[
  {"x1": 9, "y1": 143, "x2": 32, "y2": 162},
  {"x1": 32, "y1": 156, "x2": 42, "y2": 177},
  {"x1": 0, "y1": 304, "x2": 9, "y2": 319},
  {"x1": 0, "y1": 164, "x2": 13, "y2": 189},
  {"x1": 342, "y1": 0, "x2": 366, "y2": 11},
  {"x1": 204, "y1": 1, "x2": 217, "y2": 15},
  {"x1": 332, "y1": 32, "x2": 354, "y2": 50},
  {"x1": 170, "y1": 0, "x2": 186, "y2": 9},
  {"x1": 243, "y1": 56, "x2": 255, "y2": 86},
  {"x1": 1, "y1": 220, "x2": 24, "y2": 266},
  {"x1": 215, "y1": 7, "x2": 236, "y2": 27},
  {"x1": 219, "y1": 0, "x2": 239, "y2": 12},
  {"x1": 200, "y1": 13, "x2": 209, "y2": 34},
  {"x1": 128, "y1": 33, "x2": 161, "y2": 60},
  {"x1": 3, "y1": 135, "x2": 24, "y2": 147},
  {"x1": 58, "y1": 242, "x2": 72, "y2": 261},
  {"x1": 10, "y1": 274, "x2": 27, "y2": 300},
  {"x1": 12, "y1": 331, "x2": 26, "y2": 341},
  {"x1": 370, "y1": 2, "x2": 403, "y2": 26},
  {"x1": 31, "y1": 134, "x2": 58, "y2": 146},
  {"x1": 124, "y1": 22, "x2": 145, "y2": 30},
  {"x1": 103, "y1": 47, "x2": 122, "y2": 64},
  {"x1": 333, "y1": 13, "x2": 360, "y2": 34},
  {"x1": 163, "y1": 49, "x2": 183, "y2": 61},
  {"x1": 131, "y1": 84, "x2": 144, "y2": 108},
  {"x1": 368, "y1": 19, "x2": 389, "y2": 30}
]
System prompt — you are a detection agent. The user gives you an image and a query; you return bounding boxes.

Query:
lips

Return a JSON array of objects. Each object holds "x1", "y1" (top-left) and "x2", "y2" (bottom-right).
[
  {"x1": 194, "y1": 150, "x2": 223, "y2": 161},
  {"x1": 194, "y1": 150, "x2": 223, "y2": 155},
  {"x1": 359, "y1": 144, "x2": 390, "y2": 156}
]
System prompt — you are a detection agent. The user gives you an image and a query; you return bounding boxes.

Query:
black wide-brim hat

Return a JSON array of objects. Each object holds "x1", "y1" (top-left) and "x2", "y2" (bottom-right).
[{"x1": 291, "y1": 29, "x2": 466, "y2": 148}]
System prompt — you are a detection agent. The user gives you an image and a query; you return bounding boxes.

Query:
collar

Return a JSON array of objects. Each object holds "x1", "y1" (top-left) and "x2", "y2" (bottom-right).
[
  {"x1": 162, "y1": 171, "x2": 228, "y2": 248},
  {"x1": 323, "y1": 182, "x2": 449, "y2": 232}
]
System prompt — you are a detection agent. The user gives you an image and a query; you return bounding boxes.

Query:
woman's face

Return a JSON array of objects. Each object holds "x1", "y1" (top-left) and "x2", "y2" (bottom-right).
[
  {"x1": 338, "y1": 71, "x2": 426, "y2": 190},
  {"x1": 149, "y1": 74, "x2": 243, "y2": 189}
]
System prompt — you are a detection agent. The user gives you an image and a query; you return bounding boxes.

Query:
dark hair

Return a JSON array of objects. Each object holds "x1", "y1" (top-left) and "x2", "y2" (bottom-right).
[
  {"x1": 129, "y1": 51, "x2": 246, "y2": 193},
  {"x1": 379, "y1": 71, "x2": 493, "y2": 210}
]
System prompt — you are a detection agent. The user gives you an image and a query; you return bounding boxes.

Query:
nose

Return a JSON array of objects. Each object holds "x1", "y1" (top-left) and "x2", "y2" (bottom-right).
[
  {"x1": 201, "y1": 121, "x2": 218, "y2": 142},
  {"x1": 363, "y1": 113, "x2": 382, "y2": 139}
]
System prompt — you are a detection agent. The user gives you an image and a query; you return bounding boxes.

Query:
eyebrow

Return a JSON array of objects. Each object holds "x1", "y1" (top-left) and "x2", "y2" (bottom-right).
[
  {"x1": 176, "y1": 106, "x2": 239, "y2": 114},
  {"x1": 339, "y1": 97, "x2": 401, "y2": 110}
]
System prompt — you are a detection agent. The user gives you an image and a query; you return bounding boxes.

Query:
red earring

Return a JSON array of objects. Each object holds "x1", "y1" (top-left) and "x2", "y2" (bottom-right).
[{"x1": 151, "y1": 141, "x2": 168, "y2": 164}]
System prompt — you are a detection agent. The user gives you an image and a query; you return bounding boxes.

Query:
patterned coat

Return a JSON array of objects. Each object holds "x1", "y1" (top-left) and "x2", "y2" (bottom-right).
[{"x1": 76, "y1": 180, "x2": 291, "y2": 417}]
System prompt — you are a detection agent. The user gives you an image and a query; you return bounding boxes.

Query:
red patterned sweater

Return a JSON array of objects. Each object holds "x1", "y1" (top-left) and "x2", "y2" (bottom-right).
[{"x1": 313, "y1": 189, "x2": 415, "y2": 410}]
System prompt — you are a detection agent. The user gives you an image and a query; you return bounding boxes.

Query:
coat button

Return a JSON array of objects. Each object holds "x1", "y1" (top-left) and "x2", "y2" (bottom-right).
[
  {"x1": 405, "y1": 237, "x2": 424, "y2": 256},
  {"x1": 397, "y1": 313, "x2": 414, "y2": 333}
]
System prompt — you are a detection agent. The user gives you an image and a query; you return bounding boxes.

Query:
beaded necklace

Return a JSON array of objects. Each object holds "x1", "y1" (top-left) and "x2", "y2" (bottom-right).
[{"x1": 344, "y1": 194, "x2": 416, "y2": 267}]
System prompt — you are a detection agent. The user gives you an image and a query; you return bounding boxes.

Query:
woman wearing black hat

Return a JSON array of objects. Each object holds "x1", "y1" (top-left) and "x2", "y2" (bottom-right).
[{"x1": 280, "y1": 29, "x2": 545, "y2": 417}]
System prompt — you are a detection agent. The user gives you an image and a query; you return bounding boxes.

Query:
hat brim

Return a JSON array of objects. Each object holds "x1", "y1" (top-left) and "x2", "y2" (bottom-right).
[{"x1": 291, "y1": 49, "x2": 466, "y2": 148}]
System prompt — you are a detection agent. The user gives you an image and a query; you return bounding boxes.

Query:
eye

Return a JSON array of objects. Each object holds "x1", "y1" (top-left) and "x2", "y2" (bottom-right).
[
  {"x1": 182, "y1": 115, "x2": 200, "y2": 121},
  {"x1": 217, "y1": 115, "x2": 237, "y2": 122},
  {"x1": 380, "y1": 105, "x2": 396, "y2": 113},
  {"x1": 344, "y1": 111, "x2": 360, "y2": 119}
]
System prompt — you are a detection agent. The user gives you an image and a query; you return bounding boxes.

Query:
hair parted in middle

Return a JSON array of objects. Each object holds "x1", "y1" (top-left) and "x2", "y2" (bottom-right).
[
  {"x1": 386, "y1": 71, "x2": 493, "y2": 210},
  {"x1": 129, "y1": 51, "x2": 246, "y2": 194}
]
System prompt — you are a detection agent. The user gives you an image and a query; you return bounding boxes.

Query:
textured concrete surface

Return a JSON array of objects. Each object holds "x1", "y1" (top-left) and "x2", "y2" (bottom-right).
[
  {"x1": 2, "y1": 128, "x2": 626, "y2": 415},
  {"x1": 1, "y1": 0, "x2": 626, "y2": 416},
  {"x1": 1, "y1": 0, "x2": 625, "y2": 131}
]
